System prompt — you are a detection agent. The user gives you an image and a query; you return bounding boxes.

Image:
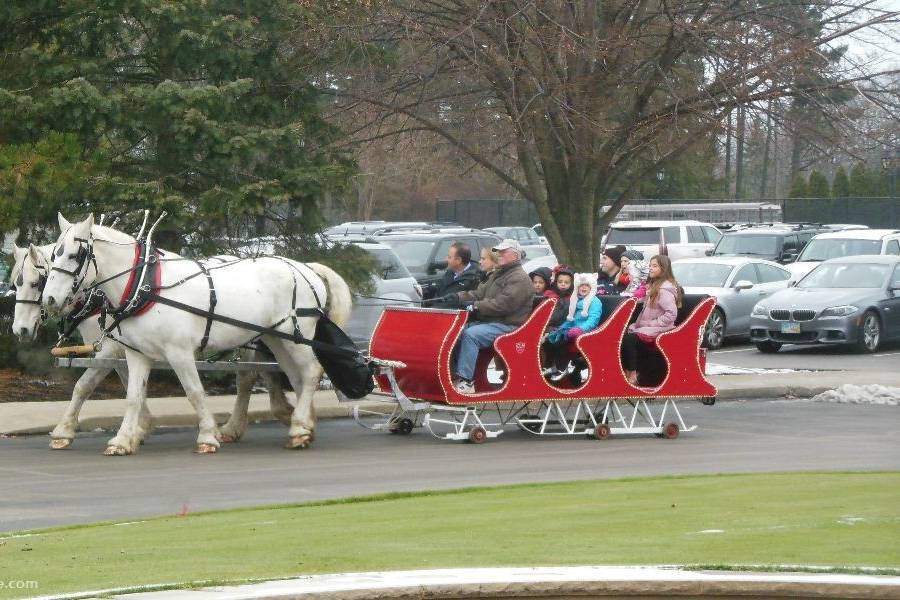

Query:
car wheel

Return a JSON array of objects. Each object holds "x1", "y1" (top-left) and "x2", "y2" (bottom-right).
[
  {"x1": 755, "y1": 341, "x2": 782, "y2": 353},
  {"x1": 854, "y1": 310, "x2": 881, "y2": 353},
  {"x1": 703, "y1": 307, "x2": 726, "y2": 350}
]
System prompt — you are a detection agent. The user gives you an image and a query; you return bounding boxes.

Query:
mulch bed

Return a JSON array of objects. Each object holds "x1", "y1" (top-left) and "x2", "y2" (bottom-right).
[{"x1": 0, "y1": 368, "x2": 238, "y2": 403}]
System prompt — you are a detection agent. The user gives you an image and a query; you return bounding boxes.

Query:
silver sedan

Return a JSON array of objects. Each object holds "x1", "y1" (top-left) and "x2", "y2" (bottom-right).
[{"x1": 672, "y1": 257, "x2": 793, "y2": 349}]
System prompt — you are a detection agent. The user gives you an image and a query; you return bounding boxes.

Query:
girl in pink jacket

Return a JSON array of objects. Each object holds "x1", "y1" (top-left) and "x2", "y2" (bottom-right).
[{"x1": 621, "y1": 255, "x2": 682, "y2": 385}]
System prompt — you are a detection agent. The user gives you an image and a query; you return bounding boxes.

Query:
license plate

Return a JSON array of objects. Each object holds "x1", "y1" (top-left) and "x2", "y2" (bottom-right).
[{"x1": 781, "y1": 322, "x2": 801, "y2": 334}]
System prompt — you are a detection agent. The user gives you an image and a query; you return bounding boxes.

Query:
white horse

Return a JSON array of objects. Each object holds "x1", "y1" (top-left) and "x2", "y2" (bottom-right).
[
  {"x1": 42, "y1": 213, "x2": 352, "y2": 455},
  {"x1": 11, "y1": 243, "x2": 292, "y2": 449}
]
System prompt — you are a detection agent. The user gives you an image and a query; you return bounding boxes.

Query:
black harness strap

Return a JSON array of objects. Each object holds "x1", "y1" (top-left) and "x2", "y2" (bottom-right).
[
  {"x1": 191, "y1": 260, "x2": 217, "y2": 353},
  {"x1": 145, "y1": 293, "x2": 358, "y2": 358}
]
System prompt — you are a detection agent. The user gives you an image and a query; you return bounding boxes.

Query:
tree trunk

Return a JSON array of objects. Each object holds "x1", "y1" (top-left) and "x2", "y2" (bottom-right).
[
  {"x1": 724, "y1": 110, "x2": 733, "y2": 197},
  {"x1": 735, "y1": 105, "x2": 746, "y2": 199},
  {"x1": 759, "y1": 100, "x2": 774, "y2": 199}
]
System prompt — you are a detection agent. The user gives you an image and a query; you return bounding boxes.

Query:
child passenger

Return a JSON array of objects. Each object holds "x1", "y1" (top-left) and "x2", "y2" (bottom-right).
[
  {"x1": 543, "y1": 273, "x2": 603, "y2": 381},
  {"x1": 620, "y1": 255, "x2": 682, "y2": 385}
]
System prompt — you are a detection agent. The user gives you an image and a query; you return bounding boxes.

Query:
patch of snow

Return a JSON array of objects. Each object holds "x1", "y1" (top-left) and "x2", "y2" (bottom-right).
[
  {"x1": 696, "y1": 529, "x2": 725, "y2": 534},
  {"x1": 811, "y1": 384, "x2": 899, "y2": 406},
  {"x1": 705, "y1": 363, "x2": 810, "y2": 375},
  {"x1": 838, "y1": 516, "x2": 865, "y2": 525}
]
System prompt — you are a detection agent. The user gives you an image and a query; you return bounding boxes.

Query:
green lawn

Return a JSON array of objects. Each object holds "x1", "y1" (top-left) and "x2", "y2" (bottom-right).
[{"x1": 1, "y1": 472, "x2": 898, "y2": 598}]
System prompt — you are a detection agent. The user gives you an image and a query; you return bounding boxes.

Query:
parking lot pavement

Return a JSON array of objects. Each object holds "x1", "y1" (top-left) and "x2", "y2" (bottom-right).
[{"x1": 708, "y1": 340, "x2": 900, "y2": 373}]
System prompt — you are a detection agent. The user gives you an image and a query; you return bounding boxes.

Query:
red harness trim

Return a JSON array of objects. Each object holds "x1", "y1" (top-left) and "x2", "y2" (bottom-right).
[{"x1": 117, "y1": 245, "x2": 162, "y2": 317}]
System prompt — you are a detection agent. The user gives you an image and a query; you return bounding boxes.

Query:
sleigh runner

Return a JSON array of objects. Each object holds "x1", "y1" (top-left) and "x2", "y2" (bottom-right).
[{"x1": 359, "y1": 294, "x2": 717, "y2": 443}]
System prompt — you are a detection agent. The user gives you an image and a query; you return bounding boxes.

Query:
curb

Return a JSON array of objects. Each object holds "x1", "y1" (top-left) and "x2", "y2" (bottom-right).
[{"x1": 61, "y1": 567, "x2": 900, "y2": 600}]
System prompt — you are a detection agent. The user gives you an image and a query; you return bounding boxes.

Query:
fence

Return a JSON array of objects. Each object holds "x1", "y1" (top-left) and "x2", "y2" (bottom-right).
[{"x1": 437, "y1": 197, "x2": 900, "y2": 230}]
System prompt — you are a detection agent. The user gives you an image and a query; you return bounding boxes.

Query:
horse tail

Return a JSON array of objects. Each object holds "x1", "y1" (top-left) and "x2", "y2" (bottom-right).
[{"x1": 306, "y1": 263, "x2": 353, "y2": 328}]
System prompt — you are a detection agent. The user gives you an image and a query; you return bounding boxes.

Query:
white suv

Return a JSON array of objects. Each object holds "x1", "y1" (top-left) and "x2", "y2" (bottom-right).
[
  {"x1": 786, "y1": 229, "x2": 900, "y2": 281},
  {"x1": 603, "y1": 220, "x2": 723, "y2": 261}
]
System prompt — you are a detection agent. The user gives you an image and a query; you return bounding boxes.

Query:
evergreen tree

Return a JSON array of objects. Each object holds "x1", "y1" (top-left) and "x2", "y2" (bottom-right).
[
  {"x1": 831, "y1": 166, "x2": 850, "y2": 198},
  {"x1": 789, "y1": 174, "x2": 808, "y2": 198},
  {"x1": 0, "y1": 0, "x2": 352, "y2": 254},
  {"x1": 807, "y1": 170, "x2": 830, "y2": 198},
  {"x1": 849, "y1": 163, "x2": 875, "y2": 197}
]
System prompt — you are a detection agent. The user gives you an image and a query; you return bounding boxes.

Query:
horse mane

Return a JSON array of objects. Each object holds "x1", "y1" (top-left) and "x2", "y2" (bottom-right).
[{"x1": 91, "y1": 224, "x2": 136, "y2": 245}]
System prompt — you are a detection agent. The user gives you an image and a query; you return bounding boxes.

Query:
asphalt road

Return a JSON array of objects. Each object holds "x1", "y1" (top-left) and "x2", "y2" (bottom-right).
[
  {"x1": 2, "y1": 399, "x2": 898, "y2": 533},
  {"x1": 708, "y1": 339, "x2": 900, "y2": 372}
]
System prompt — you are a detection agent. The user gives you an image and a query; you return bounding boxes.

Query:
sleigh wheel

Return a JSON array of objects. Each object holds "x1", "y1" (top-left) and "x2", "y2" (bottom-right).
[
  {"x1": 662, "y1": 422, "x2": 679, "y2": 440},
  {"x1": 593, "y1": 423, "x2": 611, "y2": 440},
  {"x1": 468, "y1": 426, "x2": 487, "y2": 444},
  {"x1": 389, "y1": 417, "x2": 414, "y2": 435},
  {"x1": 517, "y1": 414, "x2": 542, "y2": 433}
]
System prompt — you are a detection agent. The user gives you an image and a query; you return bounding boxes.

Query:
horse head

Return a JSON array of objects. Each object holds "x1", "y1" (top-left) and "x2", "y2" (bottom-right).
[
  {"x1": 43, "y1": 212, "x2": 96, "y2": 313},
  {"x1": 11, "y1": 244, "x2": 51, "y2": 341}
]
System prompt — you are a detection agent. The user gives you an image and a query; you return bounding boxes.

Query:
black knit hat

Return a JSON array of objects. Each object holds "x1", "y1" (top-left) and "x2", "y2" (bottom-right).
[{"x1": 602, "y1": 245, "x2": 624, "y2": 267}]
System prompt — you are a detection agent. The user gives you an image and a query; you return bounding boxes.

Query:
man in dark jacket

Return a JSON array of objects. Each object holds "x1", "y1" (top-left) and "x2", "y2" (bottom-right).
[
  {"x1": 451, "y1": 239, "x2": 533, "y2": 393},
  {"x1": 424, "y1": 242, "x2": 480, "y2": 308}
]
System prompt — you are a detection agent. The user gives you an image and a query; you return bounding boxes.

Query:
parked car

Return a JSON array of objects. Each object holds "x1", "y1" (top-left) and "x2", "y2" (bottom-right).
[
  {"x1": 710, "y1": 224, "x2": 828, "y2": 264},
  {"x1": 750, "y1": 255, "x2": 900, "y2": 353},
  {"x1": 343, "y1": 241, "x2": 422, "y2": 346},
  {"x1": 377, "y1": 229, "x2": 502, "y2": 289},
  {"x1": 521, "y1": 244, "x2": 555, "y2": 260},
  {"x1": 672, "y1": 257, "x2": 793, "y2": 349},
  {"x1": 324, "y1": 221, "x2": 431, "y2": 237},
  {"x1": 603, "y1": 220, "x2": 722, "y2": 261},
  {"x1": 531, "y1": 223, "x2": 547, "y2": 244},
  {"x1": 522, "y1": 254, "x2": 558, "y2": 274},
  {"x1": 484, "y1": 226, "x2": 543, "y2": 246},
  {"x1": 824, "y1": 224, "x2": 869, "y2": 231},
  {"x1": 785, "y1": 229, "x2": 900, "y2": 281}
]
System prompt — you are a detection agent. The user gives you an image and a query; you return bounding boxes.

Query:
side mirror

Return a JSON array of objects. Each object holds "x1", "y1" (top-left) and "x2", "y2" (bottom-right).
[
  {"x1": 704, "y1": 249, "x2": 713, "y2": 256},
  {"x1": 734, "y1": 280, "x2": 754, "y2": 291},
  {"x1": 781, "y1": 252, "x2": 798, "y2": 263}
]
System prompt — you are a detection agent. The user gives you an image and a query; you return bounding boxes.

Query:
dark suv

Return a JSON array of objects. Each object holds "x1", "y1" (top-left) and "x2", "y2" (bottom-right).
[
  {"x1": 377, "y1": 229, "x2": 502, "y2": 289},
  {"x1": 711, "y1": 224, "x2": 829, "y2": 264}
]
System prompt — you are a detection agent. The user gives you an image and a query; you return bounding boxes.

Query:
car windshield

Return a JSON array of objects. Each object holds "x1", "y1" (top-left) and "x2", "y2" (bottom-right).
[
  {"x1": 365, "y1": 247, "x2": 412, "y2": 280},
  {"x1": 714, "y1": 235, "x2": 778, "y2": 256},
  {"x1": 379, "y1": 240, "x2": 436, "y2": 272},
  {"x1": 797, "y1": 238, "x2": 882, "y2": 262},
  {"x1": 606, "y1": 227, "x2": 661, "y2": 245},
  {"x1": 671, "y1": 262, "x2": 733, "y2": 287},
  {"x1": 797, "y1": 263, "x2": 888, "y2": 289}
]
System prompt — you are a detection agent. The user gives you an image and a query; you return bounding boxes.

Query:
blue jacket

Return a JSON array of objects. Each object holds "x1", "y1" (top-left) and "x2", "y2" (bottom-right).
[{"x1": 548, "y1": 295, "x2": 603, "y2": 343}]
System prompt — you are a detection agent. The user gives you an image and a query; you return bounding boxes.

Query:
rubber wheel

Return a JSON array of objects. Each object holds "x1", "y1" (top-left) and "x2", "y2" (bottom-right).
[
  {"x1": 703, "y1": 308, "x2": 726, "y2": 350},
  {"x1": 755, "y1": 340, "x2": 782, "y2": 354},
  {"x1": 468, "y1": 426, "x2": 487, "y2": 444},
  {"x1": 854, "y1": 310, "x2": 881, "y2": 353},
  {"x1": 593, "y1": 423, "x2": 610, "y2": 440},
  {"x1": 517, "y1": 414, "x2": 541, "y2": 433},
  {"x1": 662, "y1": 422, "x2": 679, "y2": 440},
  {"x1": 388, "y1": 417, "x2": 414, "y2": 435}
]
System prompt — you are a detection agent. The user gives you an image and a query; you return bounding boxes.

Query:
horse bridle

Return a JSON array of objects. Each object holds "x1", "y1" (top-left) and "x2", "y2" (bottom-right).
[{"x1": 50, "y1": 234, "x2": 94, "y2": 300}]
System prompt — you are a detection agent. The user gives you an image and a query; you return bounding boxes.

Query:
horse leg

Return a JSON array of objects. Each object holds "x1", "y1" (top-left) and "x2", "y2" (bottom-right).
[
  {"x1": 165, "y1": 351, "x2": 221, "y2": 453},
  {"x1": 262, "y1": 337, "x2": 320, "y2": 450},
  {"x1": 219, "y1": 370, "x2": 256, "y2": 443},
  {"x1": 50, "y1": 366, "x2": 112, "y2": 449},
  {"x1": 105, "y1": 351, "x2": 151, "y2": 456},
  {"x1": 263, "y1": 371, "x2": 293, "y2": 426}
]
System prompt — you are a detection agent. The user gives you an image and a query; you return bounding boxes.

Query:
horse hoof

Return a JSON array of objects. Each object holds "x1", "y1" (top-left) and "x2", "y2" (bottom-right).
[
  {"x1": 104, "y1": 445, "x2": 131, "y2": 456},
  {"x1": 194, "y1": 443, "x2": 218, "y2": 454},
  {"x1": 219, "y1": 434, "x2": 239, "y2": 444},
  {"x1": 285, "y1": 435, "x2": 312, "y2": 450},
  {"x1": 49, "y1": 438, "x2": 72, "y2": 450}
]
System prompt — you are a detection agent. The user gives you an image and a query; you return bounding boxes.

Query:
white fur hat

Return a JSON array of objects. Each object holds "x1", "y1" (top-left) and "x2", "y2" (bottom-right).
[{"x1": 567, "y1": 272, "x2": 598, "y2": 320}]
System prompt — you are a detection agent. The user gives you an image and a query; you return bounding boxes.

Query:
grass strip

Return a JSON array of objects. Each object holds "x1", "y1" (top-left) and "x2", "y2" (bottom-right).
[{"x1": 1, "y1": 472, "x2": 897, "y2": 599}]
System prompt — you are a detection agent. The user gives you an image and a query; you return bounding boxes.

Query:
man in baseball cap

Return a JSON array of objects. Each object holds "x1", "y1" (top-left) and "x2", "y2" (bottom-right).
[{"x1": 450, "y1": 238, "x2": 533, "y2": 394}]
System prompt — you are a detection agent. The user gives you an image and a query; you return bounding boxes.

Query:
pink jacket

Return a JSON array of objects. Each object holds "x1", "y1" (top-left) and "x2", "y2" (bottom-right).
[{"x1": 629, "y1": 281, "x2": 678, "y2": 338}]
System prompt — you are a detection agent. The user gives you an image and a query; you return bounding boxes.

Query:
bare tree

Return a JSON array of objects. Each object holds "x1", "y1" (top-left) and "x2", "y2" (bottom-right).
[{"x1": 322, "y1": 0, "x2": 898, "y2": 269}]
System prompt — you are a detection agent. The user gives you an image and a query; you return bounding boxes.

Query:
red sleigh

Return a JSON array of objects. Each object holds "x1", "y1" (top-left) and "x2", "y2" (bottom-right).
[{"x1": 359, "y1": 295, "x2": 717, "y2": 443}]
